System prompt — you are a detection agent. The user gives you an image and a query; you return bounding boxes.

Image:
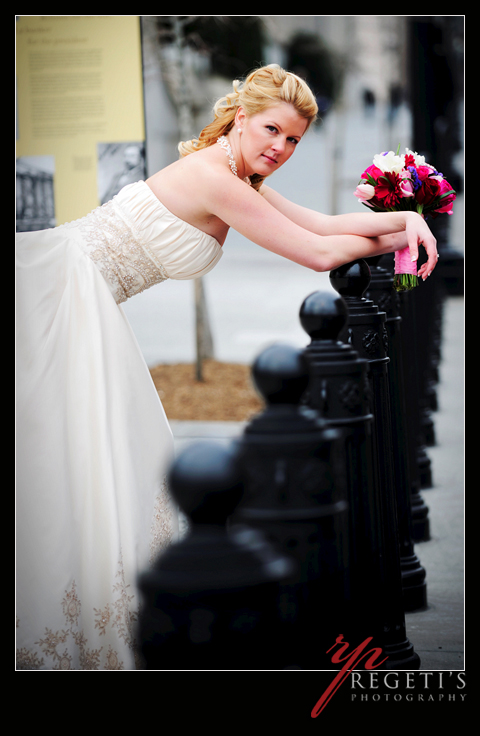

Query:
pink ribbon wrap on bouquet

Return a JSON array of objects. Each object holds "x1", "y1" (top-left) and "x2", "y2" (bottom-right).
[{"x1": 394, "y1": 247, "x2": 418, "y2": 292}]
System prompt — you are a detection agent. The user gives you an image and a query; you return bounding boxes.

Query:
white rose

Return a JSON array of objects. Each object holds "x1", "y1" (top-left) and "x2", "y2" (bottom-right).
[{"x1": 373, "y1": 151, "x2": 405, "y2": 174}]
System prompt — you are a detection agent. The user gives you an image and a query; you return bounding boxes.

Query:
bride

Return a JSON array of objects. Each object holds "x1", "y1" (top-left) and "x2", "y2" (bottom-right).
[{"x1": 16, "y1": 64, "x2": 438, "y2": 670}]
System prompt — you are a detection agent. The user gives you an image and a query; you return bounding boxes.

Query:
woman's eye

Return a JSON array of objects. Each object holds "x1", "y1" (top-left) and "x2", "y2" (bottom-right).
[{"x1": 265, "y1": 126, "x2": 299, "y2": 145}]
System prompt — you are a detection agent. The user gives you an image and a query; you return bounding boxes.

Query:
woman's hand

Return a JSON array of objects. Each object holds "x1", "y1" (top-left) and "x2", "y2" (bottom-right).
[{"x1": 404, "y1": 211, "x2": 438, "y2": 280}]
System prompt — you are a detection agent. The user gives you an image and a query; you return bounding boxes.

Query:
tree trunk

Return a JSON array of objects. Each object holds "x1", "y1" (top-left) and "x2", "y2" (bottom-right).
[{"x1": 163, "y1": 16, "x2": 215, "y2": 381}]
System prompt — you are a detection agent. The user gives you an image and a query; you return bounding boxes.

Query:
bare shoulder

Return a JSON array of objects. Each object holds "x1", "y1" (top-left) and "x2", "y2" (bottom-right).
[
  {"x1": 191, "y1": 144, "x2": 248, "y2": 194},
  {"x1": 146, "y1": 145, "x2": 240, "y2": 242},
  {"x1": 148, "y1": 145, "x2": 232, "y2": 202}
]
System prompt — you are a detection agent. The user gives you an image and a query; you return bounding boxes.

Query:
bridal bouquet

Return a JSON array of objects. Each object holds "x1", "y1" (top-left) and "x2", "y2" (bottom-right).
[{"x1": 354, "y1": 147, "x2": 456, "y2": 291}]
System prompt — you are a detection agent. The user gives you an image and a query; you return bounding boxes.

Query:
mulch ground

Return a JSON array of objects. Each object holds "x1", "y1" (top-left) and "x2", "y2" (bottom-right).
[{"x1": 149, "y1": 360, "x2": 264, "y2": 422}]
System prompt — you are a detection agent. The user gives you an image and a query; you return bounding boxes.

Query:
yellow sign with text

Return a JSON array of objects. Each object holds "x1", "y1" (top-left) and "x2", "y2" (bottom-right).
[{"x1": 16, "y1": 16, "x2": 145, "y2": 228}]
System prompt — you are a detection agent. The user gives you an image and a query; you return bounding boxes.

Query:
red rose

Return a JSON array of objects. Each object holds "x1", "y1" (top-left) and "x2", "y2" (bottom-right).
[{"x1": 416, "y1": 176, "x2": 441, "y2": 207}]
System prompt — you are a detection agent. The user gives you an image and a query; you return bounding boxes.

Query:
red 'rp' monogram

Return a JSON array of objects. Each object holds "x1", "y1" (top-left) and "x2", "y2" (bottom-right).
[{"x1": 311, "y1": 635, "x2": 388, "y2": 717}]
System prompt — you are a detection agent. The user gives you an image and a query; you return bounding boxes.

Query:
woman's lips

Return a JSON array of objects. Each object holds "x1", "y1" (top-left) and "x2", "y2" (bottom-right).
[{"x1": 262, "y1": 154, "x2": 278, "y2": 164}]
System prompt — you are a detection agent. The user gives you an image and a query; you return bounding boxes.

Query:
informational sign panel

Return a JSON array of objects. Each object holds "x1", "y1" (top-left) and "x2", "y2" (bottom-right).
[{"x1": 16, "y1": 16, "x2": 146, "y2": 230}]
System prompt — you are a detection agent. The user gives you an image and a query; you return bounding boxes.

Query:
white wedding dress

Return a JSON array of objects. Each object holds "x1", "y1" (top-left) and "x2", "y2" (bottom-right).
[{"x1": 16, "y1": 181, "x2": 223, "y2": 670}]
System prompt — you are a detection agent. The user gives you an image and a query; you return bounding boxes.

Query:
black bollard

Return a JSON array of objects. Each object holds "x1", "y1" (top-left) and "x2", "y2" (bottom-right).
[
  {"x1": 330, "y1": 262, "x2": 400, "y2": 550},
  {"x1": 415, "y1": 258, "x2": 439, "y2": 443},
  {"x1": 138, "y1": 440, "x2": 295, "y2": 670},
  {"x1": 413, "y1": 239, "x2": 448, "y2": 450},
  {"x1": 365, "y1": 255, "x2": 427, "y2": 611},
  {"x1": 299, "y1": 291, "x2": 376, "y2": 633},
  {"x1": 300, "y1": 280, "x2": 420, "y2": 669},
  {"x1": 379, "y1": 254, "x2": 432, "y2": 540},
  {"x1": 231, "y1": 343, "x2": 349, "y2": 670}
]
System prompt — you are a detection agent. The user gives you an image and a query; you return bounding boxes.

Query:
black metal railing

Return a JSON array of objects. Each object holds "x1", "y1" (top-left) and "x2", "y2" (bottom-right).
[{"x1": 138, "y1": 256, "x2": 443, "y2": 671}]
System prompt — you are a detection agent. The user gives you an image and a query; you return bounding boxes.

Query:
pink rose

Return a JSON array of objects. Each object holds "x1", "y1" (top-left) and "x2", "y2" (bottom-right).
[
  {"x1": 399, "y1": 178, "x2": 415, "y2": 198},
  {"x1": 361, "y1": 164, "x2": 383, "y2": 182},
  {"x1": 416, "y1": 165, "x2": 436, "y2": 182},
  {"x1": 435, "y1": 178, "x2": 456, "y2": 214}
]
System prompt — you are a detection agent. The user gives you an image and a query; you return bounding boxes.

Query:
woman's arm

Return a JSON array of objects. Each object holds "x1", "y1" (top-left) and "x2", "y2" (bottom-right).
[
  {"x1": 260, "y1": 184, "x2": 438, "y2": 279},
  {"x1": 260, "y1": 184, "x2": 410, "y2": 238},
  {"x1": 205, "y1": 174, "x2": 438, "y2": 278}
]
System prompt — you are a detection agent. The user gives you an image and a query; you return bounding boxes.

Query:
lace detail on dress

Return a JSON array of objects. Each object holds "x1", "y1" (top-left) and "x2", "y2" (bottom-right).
[
  {"x1": 149, "y1": 477, "x2": 176, "y2": 564},
  {"x1": 65, "y1": 198, "x2": 170, "y2": 304},
  {"x1": 16, "y1": 554, "x2": 140, "y2": 670}
]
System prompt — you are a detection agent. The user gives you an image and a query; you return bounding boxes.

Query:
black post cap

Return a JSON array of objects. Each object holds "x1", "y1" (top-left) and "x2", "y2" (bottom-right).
[
  {"x1": 330, "y1": 259, "x2": 371, "y2": 298},
  {"x1": 168, "y1": 440, "x2": 244, "y2": 525},
  {"x1": 251, "y1": 343, "x2": 310, "y2": 405},
  {"x1": 299, "y1": 290, "x2": 349, "y2": 341}
]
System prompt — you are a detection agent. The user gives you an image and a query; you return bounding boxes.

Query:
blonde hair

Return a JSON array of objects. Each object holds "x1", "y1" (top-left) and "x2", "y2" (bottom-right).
[{"x1": 178, "y1": 64, "x2": 318, "y2": 190}]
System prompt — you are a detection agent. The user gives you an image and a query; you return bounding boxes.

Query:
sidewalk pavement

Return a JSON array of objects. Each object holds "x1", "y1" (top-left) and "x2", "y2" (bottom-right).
[{"x1": 170, "y1": 295, "x2": 465, "y2": 671}]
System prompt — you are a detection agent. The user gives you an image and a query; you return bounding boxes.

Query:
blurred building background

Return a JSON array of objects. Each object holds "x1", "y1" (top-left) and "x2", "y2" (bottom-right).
[
  {"x1": 122, "y1": 16, "x2": 463, "y2": 367},
  {"x1": 142, "y1": 16, "x2": 413, "y2": 183},
  {"x1": 16, "y1": 16, "x2": 463, "y2": 365},
  {"x1": 141, "y1": 17, "x2": 463, "y2": 196}
]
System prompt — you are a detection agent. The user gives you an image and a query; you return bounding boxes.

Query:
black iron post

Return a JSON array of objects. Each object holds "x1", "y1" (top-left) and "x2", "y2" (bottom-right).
[
  {"x1": 301, "y1": 268, "x2": 419, "y2": 668},
  {"x1": 378, "y1": 254, "x2": 432, "y2": 541},
  {"x1": 299, "y1": 290, "x2": 378, "y2": 642},
  {"x1": 232, "y1": 343, "x2": 350, "y2": 670},
  {"x1": 365, "y1": 255, "x2": 427, "y2": 611},
  {"x1": 138, "y1": 440, "x2": 295, "y2": 670}
]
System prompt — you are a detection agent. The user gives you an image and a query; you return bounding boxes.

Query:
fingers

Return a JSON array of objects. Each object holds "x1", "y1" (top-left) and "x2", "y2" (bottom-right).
[
  {"x1": 417, "y1": 240, "x2": 439, "y2": 280},
  {"x1": 404, "y1": 213, "x2": 439, "y2": 280},
  {"x1": 424, "y1": 233, "x2": 438, "y2": 277},
  {"x1": 409, "y1": 214, "x2": 438, "y2": 280}
]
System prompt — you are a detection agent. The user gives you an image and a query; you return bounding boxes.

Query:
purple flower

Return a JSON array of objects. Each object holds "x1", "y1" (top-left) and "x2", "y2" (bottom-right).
[{"x1": 407, "y1": 166, "x2": 422, "y2": 191}]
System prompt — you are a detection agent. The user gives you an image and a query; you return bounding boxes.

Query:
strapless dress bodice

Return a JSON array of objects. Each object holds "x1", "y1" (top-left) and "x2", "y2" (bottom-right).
[{"x1": 63, "y1": 181, "x2": 223, "y2": 304}]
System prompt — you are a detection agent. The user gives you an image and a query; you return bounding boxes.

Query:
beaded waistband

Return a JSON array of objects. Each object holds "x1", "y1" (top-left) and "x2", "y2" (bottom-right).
[{"x1": 64, "y1": 198, "x2": 169, "y2": 304}]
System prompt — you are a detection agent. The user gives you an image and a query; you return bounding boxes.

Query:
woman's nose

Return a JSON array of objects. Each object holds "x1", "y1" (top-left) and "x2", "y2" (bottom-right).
[{"x1": 272, "y1": 137, "x2": 285, "y2": 153}]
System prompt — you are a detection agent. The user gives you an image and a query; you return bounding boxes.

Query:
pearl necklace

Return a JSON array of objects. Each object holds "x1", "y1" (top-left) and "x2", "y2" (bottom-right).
[
  {"x1": 216, "y1": 136, "x2": 251, "y2": 185},
  {"x1": 217, "y1": 136, "x2": 238, "y2": 176}
]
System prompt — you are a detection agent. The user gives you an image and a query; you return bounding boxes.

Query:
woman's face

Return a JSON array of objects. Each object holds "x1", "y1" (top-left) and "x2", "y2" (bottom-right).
[{"x1": 236, "y1": 102, "x2": 308, "y2": 178}]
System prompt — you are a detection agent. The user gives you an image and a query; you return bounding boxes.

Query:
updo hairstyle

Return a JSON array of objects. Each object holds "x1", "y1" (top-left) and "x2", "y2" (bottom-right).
[{"x1": 178, "y1": 64, "x2": 318, "y2": 190}]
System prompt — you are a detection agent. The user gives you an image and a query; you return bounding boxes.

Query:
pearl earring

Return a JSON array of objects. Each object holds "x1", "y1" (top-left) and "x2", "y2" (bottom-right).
[{"x1": 237, "y1": 128, "x2": 242, "y2": 134}]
